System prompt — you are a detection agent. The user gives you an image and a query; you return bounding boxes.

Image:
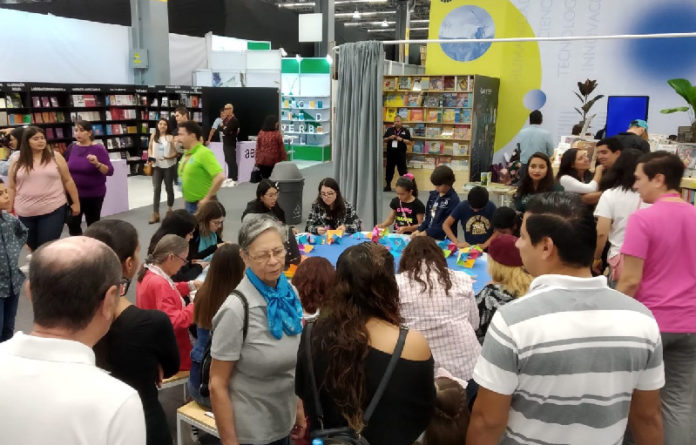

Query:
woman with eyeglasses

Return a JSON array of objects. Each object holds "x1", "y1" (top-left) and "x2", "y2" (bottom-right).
[
  {"x1": 189, "y1": 200, "x2": 226, "y2": 265},
  {"x1": 136, "y1": 234, "x2": 202, "y2": 371},
  {"x1": 305, "y1": 177, "x2": 361, "y2": 235},
  {"x1": 86, "y1": 220, "x2": 180, "y2": 445},
  {"x1": 209, "y1": 214, "x2": 306, "y2": 445},
  {"x1": 242, "y1": 179, "x2": 286, "y2": 224},
  {"x1": 149, "y1": 209, "x2": 202, "y2": 282}
]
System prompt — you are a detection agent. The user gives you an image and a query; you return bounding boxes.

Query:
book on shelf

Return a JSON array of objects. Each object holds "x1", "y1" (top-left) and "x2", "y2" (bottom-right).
[
  {"x1": 33, "y1": 112, "x2": 43, "y2": 124},
  {"x1": 430, "y1": 77, "x2": 444, "y2": 91},
  {"x1": 426, "y1": 110, "x2": 441, "y2": 123},
  {"x1": 423, "y1": 94, "x2": 439, "y2": 107},
  {"x1": 192, "y1": 111, "x2": 202, "y2": 122},
  {"x1": 397, "y1": 108, "x2": 409, "y2": 119},
  {"x1": 424, "y1": 157, "x2": 436, "y2": 169},
  {"x1": 442, "y1": 109, "x2": 456, "y2": 123},
  {"x1": 32, "y1": 97, "x2": 41, "y2": 107},
  {"x1": 451, "y1": 159, "x2": 469, "y2": 171},
  {"x1": 420, "y1": 77, "x2": 431, "y2": 90},
  {"x1": 384, "y1": 93, "x2": 405, "y2": 107},
  {"x1": 457, "y1": 76, "x2": 470, "y2": 91},
  {"x1": 425, "y1": 127, "x2": 441, "y2": 138},
  {"x1": 45, "y1": 128, "x2": 55, "y2": 139},
  {"x1": 161, "y1": 111, "x2": 170, "y2": 119},
  {"x1": 384, "y1": 108, "x2": 397, "y2": 122},
  {"x1": 441, "y1": 126, "x2": 454, "y2": 139},
  {"x1": 6, "y1": 93, "x2": 23, "y2": 108},
  {"x1": 404, "y1": 92, "x2": 423, "y2": 107},
  {"x1": 457, "y1": 108, "x2": 472, "y2": 124},
  {"x1": 412, "y1": 141, "x2": 424, "y2": 153},
  {"x1": 409, "y1": 108, "x2": 424, "y2": 122},
  {"x1": 55, "y1": 127, "x2": 65, "y2": 138},
  {"x1": 443, "y1": 93, "x2": 471, "y2": 107},
  {"x1": 413, "y1": 123, "x2": 426, "y2": 137},
  {"x1": 41, "y1": 97, "x2": 51, "y2": 107},
  {"x1": 425, "y1": 141, "x2": 442, "y2": 155},
  {"x1": 453, "y1": 142, "x2": 469, "y2": 156},
  {"x1": 453, "y1": 125, "x2": 469, "y2": 140},
  {"x1": 444, "y1": 76, "x2": 455, "y2": 91},
  {"x1": 441, "y1": 143, "x2": 453, "y2": 156},
  {"x1": 398, "y1": 77, "x2": 412, "y2": 90},
  {"x1": 50, "y1": 96, "x2": 59, "y2": 107},
  {"x1": 151, "y1": 98, "x2": 159, "y2": 107},
  {"x1": 383, "y1": 77, "x2": 396, "y2": 90},
  {"x1": 140, "y1": 95, "x2": 148, "y2": 106},
  {"x1": 438, "y1": 156, "x2": 453, "y2": 167},
  {"x1": 412, "y1": 78, "x2": 423, "y2": 92},
  {"x1": 0, "y1": 97, "x2": 6, "y2": 108},
  {"x1": 171, "y1": 99, "x2": 180, "y2": 107},
  {"x1": 0, "y1": 112, "x2": 6, "y2": 126},
  {"x1": 161, "y1": 97, "x2": 169, "y2": 107}
]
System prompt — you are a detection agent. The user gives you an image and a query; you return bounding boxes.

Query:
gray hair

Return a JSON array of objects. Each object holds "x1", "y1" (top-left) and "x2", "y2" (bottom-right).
[
  {"x1": 238, "y1": 214, "x2": 287, "y2": 251},
  {"x1": 150, "y1": 234, "x2": 189, "y2": 264}
]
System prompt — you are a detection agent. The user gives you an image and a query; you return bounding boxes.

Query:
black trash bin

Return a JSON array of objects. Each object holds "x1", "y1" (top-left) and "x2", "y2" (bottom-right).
[{"x1": 270, "y1": 162, "x2": 305, "y2": 225}]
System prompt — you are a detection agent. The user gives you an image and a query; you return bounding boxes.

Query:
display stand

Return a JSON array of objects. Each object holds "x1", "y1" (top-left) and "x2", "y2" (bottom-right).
[
  {"x1": 281, "y1": 58, "x2": 331, "y2": 162},
  {"x1": 382, "y1": 75, "x2": 499, "y2": 191}
]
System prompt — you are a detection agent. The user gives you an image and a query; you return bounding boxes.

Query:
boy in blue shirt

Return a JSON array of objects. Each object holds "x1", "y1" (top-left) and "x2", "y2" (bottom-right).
[
  {"x1": 412, "y1": 166, "x2": 460, "y2": 240},
  {"x1": 443, "y1": 186, "x2": 496, "y2": 248}
]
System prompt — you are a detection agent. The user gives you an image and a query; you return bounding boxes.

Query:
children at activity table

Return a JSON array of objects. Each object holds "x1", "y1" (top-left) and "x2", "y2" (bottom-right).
[
  {"x1": 189, "y1": 200, "x2": 226, "y2": 263},
  {"x1": 305, "y1": 177, "x2": 361, "y2": 235},
  {"x1": 477, "y1": 206, "x2": 521, "y2": 250},
  {"x1": 376, "y1": 173, "x2": 425, "y2": 234},
  {"x1": 442, "y1": 186, "x2": 496, "y2": 249},
  {"x1": 474, "y1": 234, "x2": 531, "y2": 343},
  {"x1": 512, "y1": 152, "x2": 562, "y2": 213},
  {"x1": 242, "y1": 179, "x2": 286, "y2": 223},
  {"x1": 412, "y1": 166, "x2": 460, "y2": 240}
]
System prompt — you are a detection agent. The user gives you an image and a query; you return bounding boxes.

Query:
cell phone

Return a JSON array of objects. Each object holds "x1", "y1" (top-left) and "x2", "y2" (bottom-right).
[{"x1": 148, "y1": 157, "x2": 156, "y2": 162}]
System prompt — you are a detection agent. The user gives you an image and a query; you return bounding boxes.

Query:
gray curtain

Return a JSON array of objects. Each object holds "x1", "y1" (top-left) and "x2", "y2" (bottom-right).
[{"x1": 333, "y1": 41, "x2": 384, "y2": 229}]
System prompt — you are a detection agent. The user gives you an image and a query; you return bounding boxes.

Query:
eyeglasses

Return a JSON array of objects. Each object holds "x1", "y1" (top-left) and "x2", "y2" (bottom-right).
[
  {"x1": 264, "y1": 192, "x2": 279, "y2": 199},
  {"x1": 210, "y1": 218, "x2": 224, "y2": 226},
  {"x1": 321, "y1": 191, "x2": 336, "y2": 198},
  {"x1": 248, "y1": 247, "x2": 286, "y2": 263},
  {"x1": 172, "y1": 253, "x2": 189, "y2": 265}
]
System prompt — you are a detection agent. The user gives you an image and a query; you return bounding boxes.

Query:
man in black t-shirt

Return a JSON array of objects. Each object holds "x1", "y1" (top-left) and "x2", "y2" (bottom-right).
[
  {"x1": 221, "y1": 103, "x2": 240, "y2": 185},
  {"x1": 383, "y1": 115, "x2": 412, "y2": 191},
  {"x1": 614, "y1": 119, "x2": 650, "y2": 154}
]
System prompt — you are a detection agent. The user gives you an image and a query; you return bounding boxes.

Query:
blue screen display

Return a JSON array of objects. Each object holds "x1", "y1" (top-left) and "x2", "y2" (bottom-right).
[{"x1": 606, "y1": 96, "x2": 649, "y2": 137}]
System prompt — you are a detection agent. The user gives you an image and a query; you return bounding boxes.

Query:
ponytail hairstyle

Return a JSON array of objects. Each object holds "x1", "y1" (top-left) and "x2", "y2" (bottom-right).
[
  {"x1": 137, "y1": 234, "x2": 188, "y2": 282},
  {"x1": 395, "y1": 173, "x2": 418, "y2": 198},
  {"x1": 422, "y1": 377, "x2": 470, "y2": 445}
]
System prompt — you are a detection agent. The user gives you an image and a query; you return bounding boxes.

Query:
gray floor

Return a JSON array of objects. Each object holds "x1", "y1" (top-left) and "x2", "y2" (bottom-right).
[{"x1": 11, "y1": 161, "x2": 696, "y2": 443}]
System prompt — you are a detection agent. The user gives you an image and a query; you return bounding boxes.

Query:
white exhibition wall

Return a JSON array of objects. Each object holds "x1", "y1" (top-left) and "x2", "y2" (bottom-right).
[
  {"x1": 0, "y1": 9, "x2": 133, "y2": 84},
  {"x1": 169, "y1": 33, "x2": 207, "y2": 86}
]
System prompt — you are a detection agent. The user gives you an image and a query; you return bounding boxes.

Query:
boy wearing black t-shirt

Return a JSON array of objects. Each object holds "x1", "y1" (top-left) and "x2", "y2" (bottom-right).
[{"x1": 442, "y1": 186, "x2": 496, "y2": 247}]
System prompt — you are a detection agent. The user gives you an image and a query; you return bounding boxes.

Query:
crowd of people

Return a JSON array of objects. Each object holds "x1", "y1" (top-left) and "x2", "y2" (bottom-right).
[{"x1": 0, "y1": 109, "x2": 694, "y2": 445}]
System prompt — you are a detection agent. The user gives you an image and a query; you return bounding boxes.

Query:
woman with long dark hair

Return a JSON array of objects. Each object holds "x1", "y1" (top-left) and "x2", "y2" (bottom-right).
[
  {"x1": 8, "y1": 126, "x2": 80, "y2": 250},
  {"x1": 148, "y1": 118, "x2": 177, "y2": 224},
  {"x1": 190, "y1": 200, "x2": 226, "y2": 263},
  {"x1": 255, "y1": 115, "x2": 287, "y2": 179},
  {"x1": 513, "y1": 152, "x2": 562, "y2": 212},
  {"x1": 305, "y1": 177, "x2": 361, "y2": 235},
  {"x1": 556, "y1": 148, "x2": 603, "y2": 195},
  {"x1": 242, "y1": 179, "x2": 286, "y2": 223},
  {"x1": 593, "y1": 148, "x2": 646, "y2": 282},
  {"x1": 149, "y1": 209, "x2": 203, "y2": 282},
  {"x1": 397, "y1": 236, "x2": 480, "y2": 381},
  {"x1": 296, "y1": 242, "x2": 435, "y2": 445},
  {"x1": 188, "y1": 244, "x2": 245, "y2": 407}
]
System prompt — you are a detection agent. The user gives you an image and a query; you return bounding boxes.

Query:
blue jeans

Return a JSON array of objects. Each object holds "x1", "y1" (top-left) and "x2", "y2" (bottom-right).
[
  {"x1": 18, "y1": 205, "x2": 66, "y2": 251},
  {"x1": 186, "y1": 378, "x2": 211, "y2": 409},
  {"x1": 185, "y1": 201, "x2": 198, "y2": 214},
  {"x1": 0, "y1": 287, "x2": 20, "y2": 342}
]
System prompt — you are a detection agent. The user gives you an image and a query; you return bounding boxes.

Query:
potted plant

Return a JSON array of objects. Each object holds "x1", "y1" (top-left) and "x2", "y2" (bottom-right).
[
  {"x1": 574, "y1": 79, "x2": 604, "y2": 130},
  {"x1": 660, "y1": 78, "x2": 696, "y2": 142}
]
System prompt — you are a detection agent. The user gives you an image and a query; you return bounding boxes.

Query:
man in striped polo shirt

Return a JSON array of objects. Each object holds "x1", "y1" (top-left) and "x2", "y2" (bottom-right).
[{"x1": 467, "y1": 192, "x2": 664, "y2": 445}]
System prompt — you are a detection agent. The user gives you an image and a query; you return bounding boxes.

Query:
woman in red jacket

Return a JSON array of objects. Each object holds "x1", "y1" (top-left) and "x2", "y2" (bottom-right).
[
  {"x1": 255, "y1": 115, "x2": 287, "y2": 179},
  {"x1": 136, "y1": 234, "x2": 201, "y2": 370}
]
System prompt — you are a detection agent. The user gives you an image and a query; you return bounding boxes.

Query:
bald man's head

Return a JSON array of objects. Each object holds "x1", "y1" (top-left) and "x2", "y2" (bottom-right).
[{"x1": 30, "y1": 237, "x2": 121, "y2": 332}]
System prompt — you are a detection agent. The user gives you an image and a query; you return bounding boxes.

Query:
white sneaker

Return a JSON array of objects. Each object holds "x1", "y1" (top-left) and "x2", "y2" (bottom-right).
[{"x1": 224, "y1": 179, "x2": 237, "y2": 187}]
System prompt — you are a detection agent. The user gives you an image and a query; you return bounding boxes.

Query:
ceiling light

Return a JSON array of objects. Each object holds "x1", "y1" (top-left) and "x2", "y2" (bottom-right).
[
  {"x1": 368, "y1": 28, "x2": 394, "y2": 33},
  {"x1": 381, "y1": 19, "x2": 389, "y2": 27},
  {"x1": 352, "y1": 9, "x2": 360, "y2": 19},
  {"x1": 335, "y1": 11, "x2": 393, "y2": 18}
]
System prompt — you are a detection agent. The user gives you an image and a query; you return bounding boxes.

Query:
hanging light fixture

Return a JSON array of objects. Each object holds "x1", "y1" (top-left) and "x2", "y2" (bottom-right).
[
  {"x1": 381, "y1": 19, "x2": 389, "y2": 27},
  {"x1": 352, "y1": 9, "x2": 361, "y2": 19}
]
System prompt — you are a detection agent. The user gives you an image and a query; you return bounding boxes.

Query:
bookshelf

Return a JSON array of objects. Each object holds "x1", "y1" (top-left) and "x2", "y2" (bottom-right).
[
  {"x1": 382, "y1": 74, "x2": 500, "y2": 191},
  {"x1": 0, "y1": 82, "x2": 204, "y2": 175},
  {"x1": 681, "y1": 177, "x2": 696, "y2": 206}
]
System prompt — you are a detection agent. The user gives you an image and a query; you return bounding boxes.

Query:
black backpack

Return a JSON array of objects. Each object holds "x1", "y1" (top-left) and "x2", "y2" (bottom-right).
[
  {"x1": 304, "y1": 322, "x2": 408, "y2": 445},
  {"x1": 199, "y1": 290, "x2": 249, "y2": 398}
]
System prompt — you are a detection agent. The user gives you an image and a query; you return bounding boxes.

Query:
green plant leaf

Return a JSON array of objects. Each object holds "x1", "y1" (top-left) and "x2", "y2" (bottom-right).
[
  {"x1": 574, "y1": 92, "x2": 584, "y2": 103},
  {"x1": 577, "y1": 82, "x2": 586, "y2": 96},
  {"x1": 574, "y1": 107, "x2": 583, "y2": 116},
  {"x1": 667, "y1": 78, "x2": 696, "y2": 108},
  {"x1": 581, "y1": 95, "x2": 605, "y2": 113},
  {"x1": 660, "y1": 107, "x2": 690, "y2": 114}
]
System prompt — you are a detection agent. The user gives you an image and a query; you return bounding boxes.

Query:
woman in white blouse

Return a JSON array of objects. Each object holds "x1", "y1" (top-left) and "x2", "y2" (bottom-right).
[
  {"x1": 148, "y1": 118, "x2": 177, "y2": 224},
  {"x1": 396, "y1": 236, "x2": 480, "y2": 381},
  {"x1": 556, "y1": 148, "x2": 604, "y2": 195}
]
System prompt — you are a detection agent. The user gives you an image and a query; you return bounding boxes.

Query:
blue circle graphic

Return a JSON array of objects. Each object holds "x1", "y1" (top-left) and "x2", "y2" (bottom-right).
[
  {"x1": 439, "y1": 6, "x2": 495, "y2": 62},
  {"x1": 625, "y1": 3, "x2": 696, "y2": 80},
  {"x1": 523, "y1": 89, "x2": 547, "y2": 110}
]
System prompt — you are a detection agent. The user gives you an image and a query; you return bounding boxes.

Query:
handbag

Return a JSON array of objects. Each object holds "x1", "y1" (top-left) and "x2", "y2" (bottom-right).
[{"x1": 304, "y1": 322, "x2": 408, "y2": 445}]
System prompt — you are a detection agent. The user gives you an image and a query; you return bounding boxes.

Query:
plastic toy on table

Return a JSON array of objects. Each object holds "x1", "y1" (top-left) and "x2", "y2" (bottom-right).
[
  {"x1": 370, "y1": 226, "x2": 390, "y2": 242},
  {"x1": 456, "y1": 245, "x2": 484, "y2": 268},
  {"x1": 297, "y1": 243, "x2": 314, "y2": 254},
  {"x1": 378, "y1": 234, "x2": 409, "y2": 254},
  {"x1": 437, "y1": 239, "x2": 458, "y2": 257},
  {"x1": 326, "y1": 229, "x2": 344, "y2": 245}
]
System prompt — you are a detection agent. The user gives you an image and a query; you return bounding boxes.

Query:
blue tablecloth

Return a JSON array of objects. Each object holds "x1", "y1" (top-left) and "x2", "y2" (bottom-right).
[{"x1": 300, "y1": 235, "x2": 490, "y2": 294}]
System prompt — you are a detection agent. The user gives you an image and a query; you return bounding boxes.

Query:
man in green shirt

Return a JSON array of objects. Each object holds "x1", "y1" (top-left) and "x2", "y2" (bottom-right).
[{"x1": 177, "y1": 121, "x2": 225, "y2": 213}]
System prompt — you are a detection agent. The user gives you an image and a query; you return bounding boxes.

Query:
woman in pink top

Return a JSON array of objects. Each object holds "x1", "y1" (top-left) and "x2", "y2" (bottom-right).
[
  {"x1": 255, "y1": 115, "x2": 287, "y2": 179},
  {"x1": 136, "y1": 234, "x2": 201, "y2": 370},
  {"x1": 8, "y1": 126, "x2": 79, "y2": 250}
]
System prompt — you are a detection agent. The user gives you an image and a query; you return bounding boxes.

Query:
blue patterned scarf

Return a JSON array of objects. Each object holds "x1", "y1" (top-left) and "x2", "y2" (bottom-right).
[{"x1": 246, "y1": 268, "x2": 303, "y2": 339}]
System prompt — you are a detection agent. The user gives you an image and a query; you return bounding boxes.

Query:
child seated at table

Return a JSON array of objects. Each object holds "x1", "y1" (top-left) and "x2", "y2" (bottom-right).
[
  {"x1": 442, "y1": 186, "x2": 496, "y2": 249},
  {"x1": 475, "y1": 234, "x2": 531, "y2": 344},
  {"x1": 376, "y1": 173, "x2": 425, "y2": 234},
  {"x1": 478, "y1": 206, "x2": 521, "y2": 250},
  {"x1": 412, "y1": 166, "x2": 460, "y2": 240},
  {"x1": 189, "y1": 200, "x2": 226, "y2": 264}
]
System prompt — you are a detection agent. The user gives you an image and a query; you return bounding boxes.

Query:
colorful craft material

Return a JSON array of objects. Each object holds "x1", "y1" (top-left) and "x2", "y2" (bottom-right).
[{"x1": 456, "y1": 245, "x2": 484, "y2": 268}]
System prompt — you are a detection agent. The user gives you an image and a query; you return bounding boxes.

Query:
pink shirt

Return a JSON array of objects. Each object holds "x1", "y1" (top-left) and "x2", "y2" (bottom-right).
[
  {"x1": 621, "y1": 198, "x2": 696, "y2": 332},
  {"x1": 14, "y1": 158, "x2": 67, "y2": 217}
]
